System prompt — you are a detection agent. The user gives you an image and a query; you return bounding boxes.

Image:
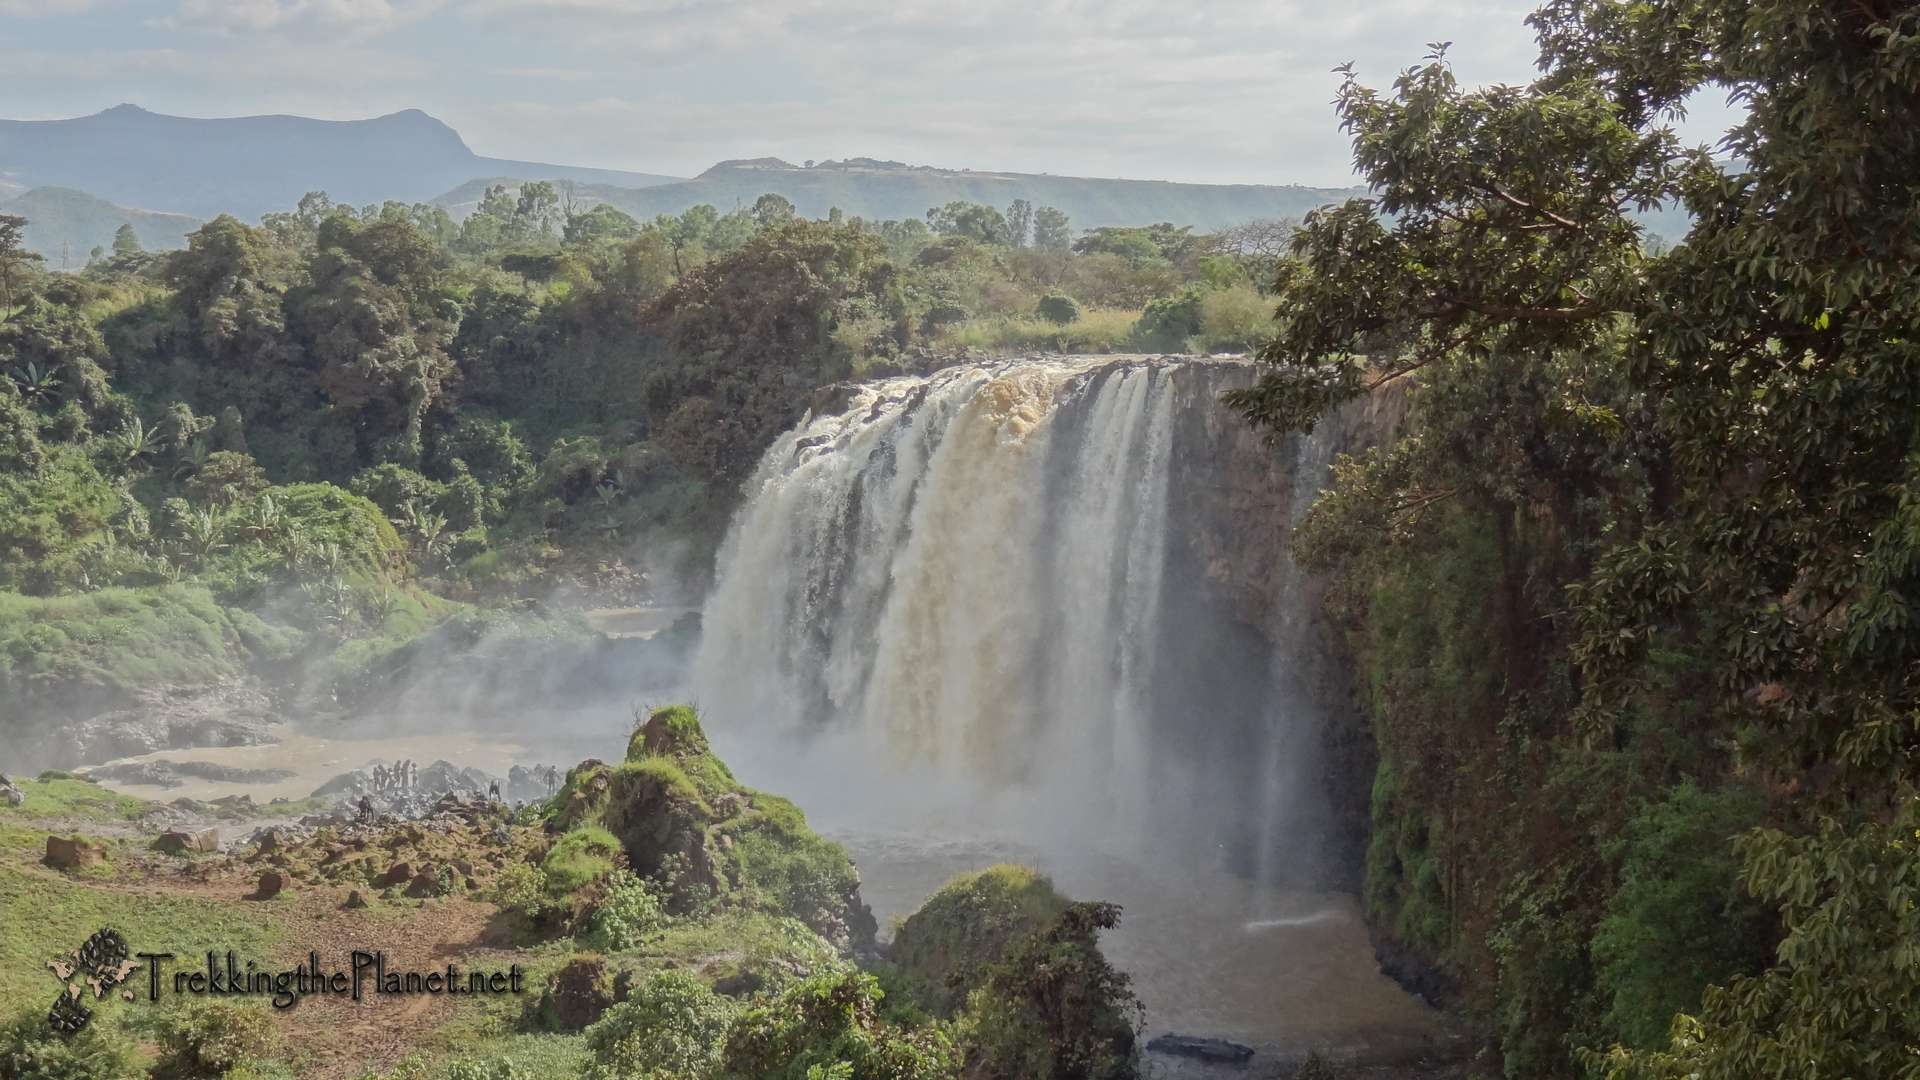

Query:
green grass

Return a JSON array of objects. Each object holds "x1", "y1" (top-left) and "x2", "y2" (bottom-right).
[
  {"x1": 935, "y1": 308, "x2": 1140, "y2": 353},
  {"x1": 612, "y1": 758, "x2": 706, "y2": 809},
  {"x1": 0, "y1": 863, "x2": 287, "y2": 1006},
  {"x1": 0, "y1": 775, "x2": 147, "y2": 823},
  {"x1": 0, "y1": 586, "x2": 277, "y2": 720}
]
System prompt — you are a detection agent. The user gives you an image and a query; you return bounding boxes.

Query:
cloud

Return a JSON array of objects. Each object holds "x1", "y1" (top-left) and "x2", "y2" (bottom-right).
[
  {"x1": 159, "y1": 0, "x2": 443, "y2": 35},
  {"x1": 5, "y1": 0, "x2": 1730, "y2": 187},
  {"x1": 0, "y1": 0, "x2": 91, "y2": 15}
]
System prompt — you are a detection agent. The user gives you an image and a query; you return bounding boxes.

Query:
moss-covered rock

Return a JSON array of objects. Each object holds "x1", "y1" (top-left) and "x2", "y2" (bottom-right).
[
  {"x1": 534, "y1": 953, "x2": 623, "y2": 1031},
  {"x1": 551, "y1": 704, "x2": 877, "y2": 952},
  {"x1": 891, "y1": 864, "x2": 1072, "y2": 1016}
]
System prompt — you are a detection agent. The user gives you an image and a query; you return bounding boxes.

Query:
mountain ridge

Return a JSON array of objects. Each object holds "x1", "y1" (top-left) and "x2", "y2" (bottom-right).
[{"x1": 0, "y1": 104, "x2": 681, "y2": 222}]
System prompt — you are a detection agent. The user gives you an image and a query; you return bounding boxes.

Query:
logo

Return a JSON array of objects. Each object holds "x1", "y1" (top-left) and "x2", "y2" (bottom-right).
[{"x1": 45, "y1": 928, "x2": 139, "y2": 1034}]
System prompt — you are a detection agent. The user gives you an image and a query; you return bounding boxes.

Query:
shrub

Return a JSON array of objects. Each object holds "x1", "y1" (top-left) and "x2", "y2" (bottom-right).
[
  {"x1": 1132, "y1": 288, "x2": 1204, "y2": 351},
  {"x1": 718, "y1": 970, "x2": 959, "y2": 1080},
  {"x1": 444, "y1": 1058, "x2": 529, "y2": 1080},
  {"x1": 957, "y1": 902, "x2": 1140, "y2": 1080},
  {"x1": 582, "y1": 869, "x2": 669, "y2": 951},
  {"x1": 0, "y1": 1007, "x2": 137, "y2": 1080},
  {"x1": 584, "y1": 969, "x2": 737, "y2": 1080},
  {"x1": 1590, "y1": 783, "x2": 1772, "y2": 1048},
  {"x1": 491, "y1": 860, "x2": 553, "y2": 921},
  {"x1": 543, "y1": 826, "x2": 623, "y2": 895},
  {"x1": 1195, "y1": 285, "x2": 1273, "y2": 352},
  {"x1": 1035, "y1": 294, "x2": 1081, "y2": 325},
  {"x1": 157, "y1": 1000, "x2": 276, "y2": 1076}
]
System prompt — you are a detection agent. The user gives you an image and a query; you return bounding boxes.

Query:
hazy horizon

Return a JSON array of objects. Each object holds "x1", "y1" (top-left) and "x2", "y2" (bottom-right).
[{"x1": 0, "y1": 1, "x2": 1742, "y2": 189}]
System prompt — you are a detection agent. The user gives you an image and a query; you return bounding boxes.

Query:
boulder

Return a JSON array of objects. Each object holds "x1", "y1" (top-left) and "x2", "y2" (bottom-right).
[
  {"x1": 152, "y1": 828, "x2": 220, "y2": 855},
  {"x1": 537, "y1": 956, "x2": 618, "y2": 1031},
  {"x1": 373, "y1": 862, "x2": 413, "y2": 888},
  {"x1": 405, "y1": 868, "x2": 445, "y2": 898},
  {"x1": 1145, "y1": 1034, "x2": 1256, "y2": 1064},
  {"x1": 253, "y1": 871, "x2": 287, "y2": 900},
  {"x1": 43, "y1": 836, "x2": 105, "y2": 870}
]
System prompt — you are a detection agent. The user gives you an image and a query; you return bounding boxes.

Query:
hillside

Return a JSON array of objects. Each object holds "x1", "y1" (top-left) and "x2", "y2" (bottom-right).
[
  {"x1": 1, "y1": 186, "x2": 202, "y2": 264},
  {"x1": 437, "y1": 156, "x2": 1371, "y2": 231},
  {"x1": 0, "y1": 105, "x2": 680, "y2": 222}
]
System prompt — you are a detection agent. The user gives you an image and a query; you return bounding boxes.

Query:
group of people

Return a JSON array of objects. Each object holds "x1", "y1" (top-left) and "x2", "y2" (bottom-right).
[{"x1": 371, "y1": 759, "x2": 420, "y2": 793}]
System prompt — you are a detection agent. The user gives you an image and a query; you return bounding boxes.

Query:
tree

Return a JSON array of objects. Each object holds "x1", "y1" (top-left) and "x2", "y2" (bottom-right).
[
  {"x1": 564, "y1": 204, "x2": 643, "y2": 248},
  {"x1": 1032, "y1": 206, "x2": 1071, "y2": 252},
  {"x1": 1227, "y1": 2, "x2": 1920, "y2": 1074},
  {"x1": 0, "y1": 214, "x2": 42, "y2": 317},
  {"x1": 287, "y1": 215, "x2": 455, "y2": 463},
  {"x1": 1005, "y1": 198, "x2": 1034, "y2": 249},
  {"x1": 645, "y1": 219, "x2": 903, "y2": 481},
  {"x1": 926, "y1": 201, "x2": 1012, "y2": 245},
  {"x1": 515, "y1": 181, "x2": 564, "y2": 240},
  {"x1": 752, "y1": 193, "x2": 797, "y2": 229},
  {"x1": 111, "y1": 223, "x2": 142, "y2": 257}
]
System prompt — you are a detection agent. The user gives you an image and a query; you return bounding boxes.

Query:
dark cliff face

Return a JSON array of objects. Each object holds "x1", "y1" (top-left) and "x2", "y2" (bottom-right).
[{"x1": 1162, "y1": 361, "x2": 1406, "y2": 890}]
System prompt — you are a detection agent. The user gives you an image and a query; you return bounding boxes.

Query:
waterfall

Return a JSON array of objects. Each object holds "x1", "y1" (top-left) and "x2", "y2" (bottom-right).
[{"x1": 691, "y1": 355, "x2": 1329, "y2": 874}]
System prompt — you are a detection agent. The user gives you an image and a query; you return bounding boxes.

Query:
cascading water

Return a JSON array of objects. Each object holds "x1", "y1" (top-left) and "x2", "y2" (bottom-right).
[
  {"x1": 692, "y1": 354, "x2": 1324, "y2": 874},
  {"x1": 690, "y1": 355, "x2": 1446, "y2": 1050}
]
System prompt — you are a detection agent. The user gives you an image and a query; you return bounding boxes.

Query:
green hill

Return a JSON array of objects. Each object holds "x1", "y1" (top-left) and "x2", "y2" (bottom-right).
[
  {"x1": 437, "y1": 156, "x2": 1371, "y2": 231},
  {"x1": 1, "y1": 186, "x2": 202, "y2": 264}
]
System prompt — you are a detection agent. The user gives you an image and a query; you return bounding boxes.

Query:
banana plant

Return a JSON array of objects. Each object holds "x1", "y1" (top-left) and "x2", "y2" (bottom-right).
[{"x1": 178, "y1": 505, "x2": 228, "y2": 560}]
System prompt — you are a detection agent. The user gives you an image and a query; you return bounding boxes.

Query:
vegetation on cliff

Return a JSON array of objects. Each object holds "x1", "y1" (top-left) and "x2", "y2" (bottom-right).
[{"x1": 1233, "y1": 0, "x2": 1920, "y2": 1075}]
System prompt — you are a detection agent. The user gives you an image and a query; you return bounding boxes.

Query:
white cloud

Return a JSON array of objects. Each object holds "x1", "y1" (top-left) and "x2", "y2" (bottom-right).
[
  {"x1": 5, "y1": 0, "x2": 1737, "y2": 187},
  {"x1": 0, "y1": 0, "x2": 91, "y2": 15},
  {"x1": 160, "y1": 0, "x2": 443, "y2": 35}
]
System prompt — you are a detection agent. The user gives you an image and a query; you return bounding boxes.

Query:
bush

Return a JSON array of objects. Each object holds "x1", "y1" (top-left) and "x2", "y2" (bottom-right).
[
  {"x1": 491, "y1": 860, "x2": 552, "y2": 920},
  {"x1": 1132, "y1": 288, "x2": 1204, "y2": 351},
  {"x1": 582, "y1": 869, "x2": 669, "y2": 951},
  {"x1": 1590, "y1": 783, "x2": 1772, "y2": 1048},
  {"x1": 718, "y1": 970, "x2": 959, "y2": 1080},
  {"x1": 157, "y1": 1001, "x2": 276, "y2": 1076},
  {"x1": 957, "y1": 902, "x2": 1140, "y2": 1080},
  {"x1": 583, "y1": 969, "x2": 737, "y2": 1080},
  {"x1": 444, "y1": 1060, "x2": 528, "y2": 1080},
  {"x1": 1195, "y1": 285, "x2": 1273, "y2": 352},
  {"x1": 543, "y1": 825, "x2": 624, "y2": 895},
  {"x1": 0, "y1": 1007, "x2": 137, "y2": 1080},
  {"x1": 183, "y1": 451, "x2": 269, "y2": 505},
  {"x1": 1035, "y1": 294, "x2": 1081, "y2": 325}
]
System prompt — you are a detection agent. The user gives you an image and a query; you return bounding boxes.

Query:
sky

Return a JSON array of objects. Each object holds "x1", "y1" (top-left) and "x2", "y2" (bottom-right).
[{"x1": 0, "y1": 0, "x2": 1742, "y2": 187}]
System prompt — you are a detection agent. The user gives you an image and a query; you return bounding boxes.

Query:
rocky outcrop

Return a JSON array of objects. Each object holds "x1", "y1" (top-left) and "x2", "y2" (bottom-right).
[{"x1": 33, "y1": 680, "x2": 276, "y2": 773}]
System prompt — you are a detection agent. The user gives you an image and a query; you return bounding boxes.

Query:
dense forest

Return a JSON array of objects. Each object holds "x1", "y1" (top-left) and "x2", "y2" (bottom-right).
[
  {"x1": 1228, "y1": 0, "x2": 1920, "y2": 1076},
  {"x1": 0, "y1": 179, "x2": 1285, "y2": 744}
]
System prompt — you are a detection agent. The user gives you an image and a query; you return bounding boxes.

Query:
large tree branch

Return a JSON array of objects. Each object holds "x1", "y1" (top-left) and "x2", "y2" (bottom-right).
[{"x1": 1479, "y1": 184, "x2": 1583, "y2": 230}]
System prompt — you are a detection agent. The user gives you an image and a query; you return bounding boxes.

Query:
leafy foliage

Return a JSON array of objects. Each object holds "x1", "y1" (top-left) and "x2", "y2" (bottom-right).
[{"x1": 1230, "y1": 0, "x2": 1920, "y2": 1074}]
